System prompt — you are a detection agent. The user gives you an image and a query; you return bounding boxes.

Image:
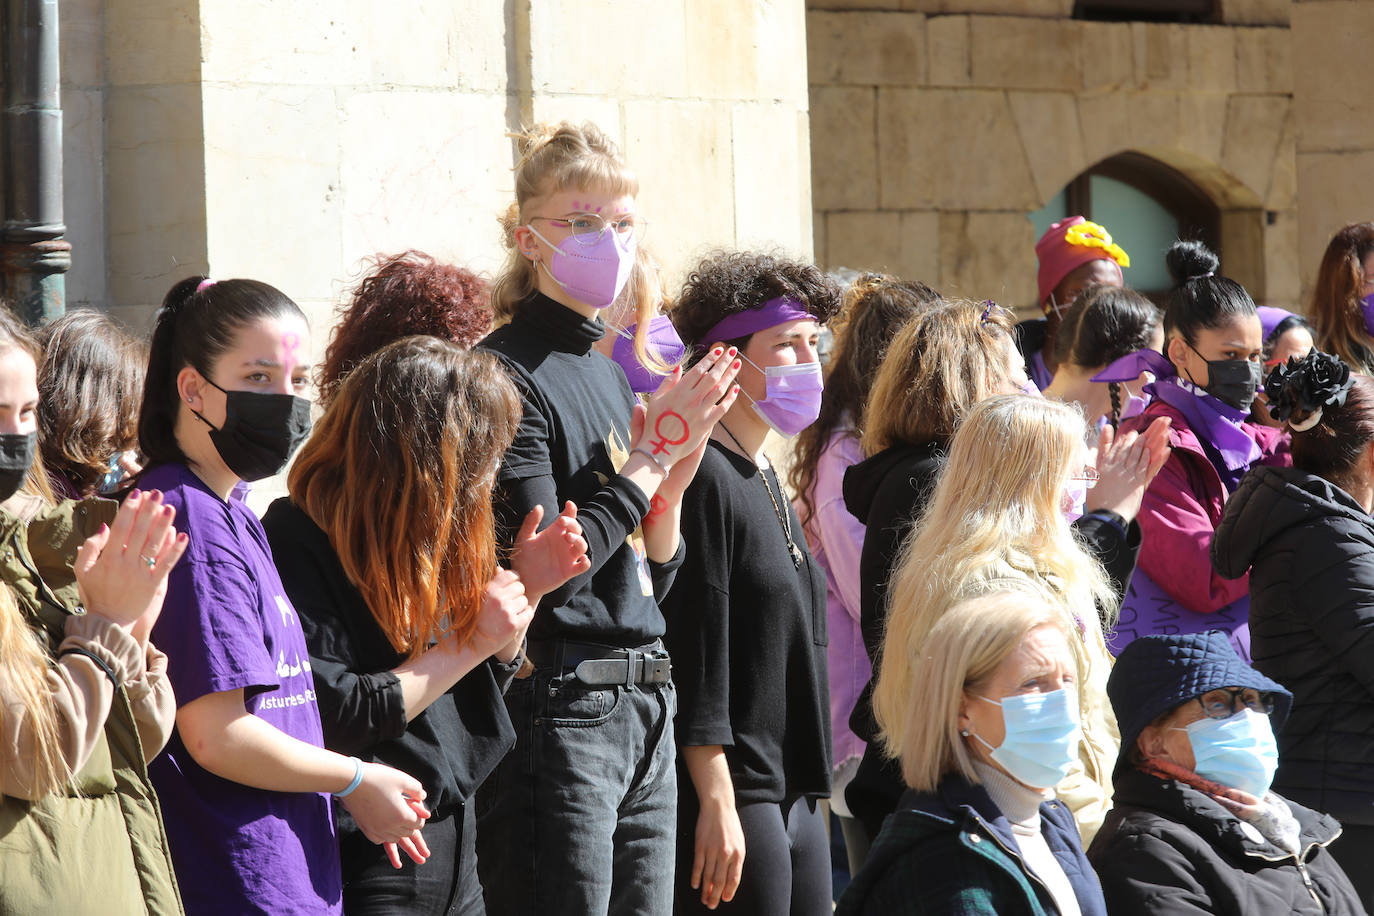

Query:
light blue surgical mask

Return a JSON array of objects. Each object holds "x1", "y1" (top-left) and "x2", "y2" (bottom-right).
[
  {"x1": 970, "y1": 687, "x2": 1082, "y2": 789},
  {"x1": 1173, "y1": 708, "x2": 1279, "y2": 798}
]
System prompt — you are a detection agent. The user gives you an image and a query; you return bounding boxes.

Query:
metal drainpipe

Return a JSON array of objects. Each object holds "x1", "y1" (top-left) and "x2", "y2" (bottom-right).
[{"x1": 2, "y1": 0, "x2": 69, "y2": 326}]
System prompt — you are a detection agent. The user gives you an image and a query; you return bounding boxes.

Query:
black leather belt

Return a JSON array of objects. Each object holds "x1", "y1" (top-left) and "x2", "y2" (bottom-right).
[{"x1": 525, "y1": 638, "x2": 672, "y2": 687}]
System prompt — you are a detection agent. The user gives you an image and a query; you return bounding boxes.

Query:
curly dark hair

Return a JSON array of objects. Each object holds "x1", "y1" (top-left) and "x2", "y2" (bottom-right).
[
  {"x1": 319, "y1": 250, "x2": 492, "y2": 405},
  {"x1": 789, "y1": 274, "x2": 940, "y2": 527},
  {"x1": 672, "y1": 250, "x2": 843, "y2": 359},
  {"x1": 37, "y1": 309, "x2": 146, "y2": 497}
]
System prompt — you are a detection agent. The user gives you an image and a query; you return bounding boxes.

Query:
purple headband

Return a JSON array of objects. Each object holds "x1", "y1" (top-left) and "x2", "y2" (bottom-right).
[
  {"x1": 701, "y1": 296, "x2": 813, "y2": 344},
  {"x1": 196, "y1": 278, "x2": 217, "y2": 294}
]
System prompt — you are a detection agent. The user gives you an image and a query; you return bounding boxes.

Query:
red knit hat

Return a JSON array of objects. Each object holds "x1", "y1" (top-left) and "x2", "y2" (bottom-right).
[{"x1": 1035, "y1": 216, "x2": 1130, "y2": 311}]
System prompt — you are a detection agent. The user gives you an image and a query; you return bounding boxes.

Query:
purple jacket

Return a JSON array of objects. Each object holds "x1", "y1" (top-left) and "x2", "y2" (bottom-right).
[
  {"x1": 1112, "y1": 400, "x2": 1288, "y2": 656},
  {"x1": 796, "y1": 427, "x2": 870, "y2": 769}
]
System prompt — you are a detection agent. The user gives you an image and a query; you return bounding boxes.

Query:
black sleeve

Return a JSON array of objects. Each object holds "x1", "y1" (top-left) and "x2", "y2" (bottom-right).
[
  {"x1": 649, "y1": 537, "x2": 686, "y2": 603},
  {"x1": 660, "y1": 466, "x2": 734, "y2": 747},
  {"x1": 493, "y1": 366, "x2": 650, "y2": 592},
  {"x1": 1073, "y1": 509, "x2": 1141, "y2": 602},
  {"x1": 270, "y1": 536, "x2": 408, "y2": 756}
]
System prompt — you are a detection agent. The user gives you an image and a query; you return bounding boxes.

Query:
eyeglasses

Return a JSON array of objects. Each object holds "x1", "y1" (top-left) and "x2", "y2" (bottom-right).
[
  {"x1": 1195, "y1": 687, "x2": 1276, "y2": 720},
  {"x1": 528, "y1": 213, "x2": 645, "y2": 247},
  {"x1": 1069, "y1": 466, "x2": 1100, "y2": 488}
]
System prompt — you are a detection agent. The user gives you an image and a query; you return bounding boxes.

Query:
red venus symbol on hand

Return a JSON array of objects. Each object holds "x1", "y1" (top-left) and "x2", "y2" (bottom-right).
[{"x1": 649, "y1": 410, "x2": 689, "y2": 456}]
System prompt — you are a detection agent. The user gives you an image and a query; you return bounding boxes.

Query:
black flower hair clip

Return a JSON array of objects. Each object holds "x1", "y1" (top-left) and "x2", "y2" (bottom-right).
[{"x1": 1264, "y1": 349, "x2": 1353, "y2": 431}]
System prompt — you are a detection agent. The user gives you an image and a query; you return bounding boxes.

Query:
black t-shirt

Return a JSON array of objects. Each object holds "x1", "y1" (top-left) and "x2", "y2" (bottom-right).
[
  {"x1": 481, "y1": 292, "x2": 682, "y2": 646},
  {"x1": 262, "y1": 498, "x2": 516, "y2": 821},
  {"x1": 662, "y1": 440, "x2": 832, "y2": 805}
]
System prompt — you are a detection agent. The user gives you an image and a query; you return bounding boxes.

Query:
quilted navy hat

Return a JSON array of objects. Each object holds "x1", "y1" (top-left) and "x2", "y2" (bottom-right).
[{"x1": 1108, "y1": 631, "x2": 1292, "y2": 773}]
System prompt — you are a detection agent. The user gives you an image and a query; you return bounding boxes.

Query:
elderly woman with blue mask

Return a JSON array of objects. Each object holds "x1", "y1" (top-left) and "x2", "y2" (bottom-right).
[{"x1": 1087, "y1": 631, "x2": 1365, "y2": 915}]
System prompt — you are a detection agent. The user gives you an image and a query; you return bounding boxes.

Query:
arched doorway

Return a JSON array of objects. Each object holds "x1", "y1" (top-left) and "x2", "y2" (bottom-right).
[{"x1": 1029, "y1": 152, "x2": 1222, "y2": 298}]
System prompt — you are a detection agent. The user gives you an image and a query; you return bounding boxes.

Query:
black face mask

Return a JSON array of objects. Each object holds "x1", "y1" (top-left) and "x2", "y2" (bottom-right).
[
  {"x1": 1186, "y1": 342, "x2": 1263, "y2": 412},
  {"x1": 193, "y1": 379, "x2": 312, "y2": 482},
  {"x1": 0, "y1": 431, "x2": 36, "y2": 501}
]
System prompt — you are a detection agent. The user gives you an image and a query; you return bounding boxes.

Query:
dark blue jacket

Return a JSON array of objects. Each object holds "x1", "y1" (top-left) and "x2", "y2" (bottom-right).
[{"x1": 838, "y1": 773, "x2": 1107, "y2": 915}]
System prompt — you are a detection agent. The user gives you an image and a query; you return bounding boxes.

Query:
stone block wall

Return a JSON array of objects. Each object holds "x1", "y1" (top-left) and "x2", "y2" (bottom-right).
[
  {"x1": 808, "y1": 4, "x2": 1299, "y2": 309},
  {"x1": 58, "y1": 0, "x2": 814, "y2": 336}
]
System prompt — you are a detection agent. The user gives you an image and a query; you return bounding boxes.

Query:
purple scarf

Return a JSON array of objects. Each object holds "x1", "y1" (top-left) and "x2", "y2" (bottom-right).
[{"x1": 1096, "y1": 349, "x2": 1261, "y2": 491}]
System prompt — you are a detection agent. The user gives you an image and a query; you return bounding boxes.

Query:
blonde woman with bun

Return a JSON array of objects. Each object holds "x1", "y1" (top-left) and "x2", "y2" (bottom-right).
[{"x1": 875, "y1": 394, "x2": 1167, "y2": 844}]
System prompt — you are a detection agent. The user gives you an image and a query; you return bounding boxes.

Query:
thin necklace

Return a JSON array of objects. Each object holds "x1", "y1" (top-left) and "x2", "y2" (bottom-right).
[{"x1": 718, "y1": 422, "x2": 803, "y2": 569}]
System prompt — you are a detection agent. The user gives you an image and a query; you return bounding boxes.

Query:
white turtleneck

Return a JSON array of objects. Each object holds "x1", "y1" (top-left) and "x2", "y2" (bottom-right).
[{"x1": 973, "y1": 761, "x2": 1082, "y2": 916}]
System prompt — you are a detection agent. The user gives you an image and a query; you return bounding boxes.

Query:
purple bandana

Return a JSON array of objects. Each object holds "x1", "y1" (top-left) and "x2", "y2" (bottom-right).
[{"x1": 702, "y1": 296, "x2": 814, "y2": 343}]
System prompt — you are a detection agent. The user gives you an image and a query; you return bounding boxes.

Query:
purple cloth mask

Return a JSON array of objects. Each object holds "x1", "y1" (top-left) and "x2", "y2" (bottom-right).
[
  {"x1": 1361, "y1": 293, "x2": 1374, "y2": 338},
  {"x1": 527, "y1": 223, "x2": 636, "y2": 308},
  {"x1": 739, "y1": 354, "x2": 824, "y2": 437},
  {"x1": 609, "y1": 315, "x2": 687, "y2": 394}
]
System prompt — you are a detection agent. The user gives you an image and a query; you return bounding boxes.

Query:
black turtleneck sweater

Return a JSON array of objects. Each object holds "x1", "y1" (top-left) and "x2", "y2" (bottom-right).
[{"x1": 480, "y1": 292, "x2": 683, "y2": 646}]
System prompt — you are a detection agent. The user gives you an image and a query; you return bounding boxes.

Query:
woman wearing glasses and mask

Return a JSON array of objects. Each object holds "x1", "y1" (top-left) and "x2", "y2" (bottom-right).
[
  {"x1": 1088, "y1": 631, "x2": 1364, "y2": 915},
  {"x1": 1214, "y1": 351, "x2": 1374, "y2": 909}
]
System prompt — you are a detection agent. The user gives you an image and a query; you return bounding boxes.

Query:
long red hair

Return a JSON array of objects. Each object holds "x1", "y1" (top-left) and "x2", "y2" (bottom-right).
[{"x1": 289, "y1": 336, "x2": 519, "y2": 656}]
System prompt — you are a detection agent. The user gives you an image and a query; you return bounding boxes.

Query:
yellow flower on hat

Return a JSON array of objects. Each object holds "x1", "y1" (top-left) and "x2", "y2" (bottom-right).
[{"x1": 1064, "y1": 220, "x2": 1131, "y2": 268}]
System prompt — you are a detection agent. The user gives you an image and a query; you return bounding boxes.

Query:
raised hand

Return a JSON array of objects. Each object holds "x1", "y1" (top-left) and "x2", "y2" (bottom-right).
[
  {"x1": 510, "y1": 502, "x2": 590, "y2": 598},
  {"x1": 635, "y1": 346, "x2": 741, "y2": 469},
  {"x1": 74, "y1": 489, "x2": 189, "y2": 637},
  {"x1": 1086, "y1": 416, "x2": 1172, "y2": 522}
]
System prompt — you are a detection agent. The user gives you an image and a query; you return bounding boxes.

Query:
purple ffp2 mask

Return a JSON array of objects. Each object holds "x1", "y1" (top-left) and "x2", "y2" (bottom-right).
[
  {"x1": 527, "y1": 224, "x2": 636, "y2": 308},
  {"x1": 609, "y1": 315, "x2": 687, "y2": 394}
]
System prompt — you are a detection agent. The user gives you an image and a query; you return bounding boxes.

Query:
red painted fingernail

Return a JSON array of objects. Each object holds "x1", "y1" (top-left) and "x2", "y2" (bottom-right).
[
  {"x1": 732, "y1": 360, "x2": 741, "y2": 370},
  {"x1": 162, "y1": 505, "x2": 174, "y2": 517},
  {"x1": 727, "y1": 347, "x2": 737, "y2": 356},
  {"x1": 99, "y1": 523, "x2": 109, "y2": 534}
]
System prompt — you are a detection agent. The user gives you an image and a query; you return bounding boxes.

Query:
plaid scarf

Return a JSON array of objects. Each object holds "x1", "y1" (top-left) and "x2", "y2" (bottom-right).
[{"x1": 1139, "y1": 757, "x2": 1301, "y2": 855}]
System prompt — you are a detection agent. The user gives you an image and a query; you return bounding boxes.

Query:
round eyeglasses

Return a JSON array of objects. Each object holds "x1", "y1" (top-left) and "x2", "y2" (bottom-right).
[
  {"x1": 528, "y1": 212, "x2": 646, "y2": 247},
  {"x1": 1195, "y1": 687, "x2": 1276, "y2": 720}
]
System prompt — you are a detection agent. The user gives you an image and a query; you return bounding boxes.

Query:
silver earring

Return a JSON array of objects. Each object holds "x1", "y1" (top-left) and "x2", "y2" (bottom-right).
[{"x1": 960, "y1": 729, "x2": 970, "y2": 737}]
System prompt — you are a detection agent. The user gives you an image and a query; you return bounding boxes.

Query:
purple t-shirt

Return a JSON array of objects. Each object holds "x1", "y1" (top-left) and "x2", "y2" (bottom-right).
[{"x1": 144, "y1": 462, "x2": 343, "y2": 916}]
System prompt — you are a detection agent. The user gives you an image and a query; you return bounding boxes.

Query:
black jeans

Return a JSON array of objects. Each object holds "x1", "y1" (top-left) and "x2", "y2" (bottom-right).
[
  {"x1": 340, "y1": 803, "x2": 483, "y2": 915},
  {"x1": 476, "y1": 667, "x2": 677, "y2": 915},
  {"x1": 674, "y1": 793, "x2": 830, "y2": 915}
]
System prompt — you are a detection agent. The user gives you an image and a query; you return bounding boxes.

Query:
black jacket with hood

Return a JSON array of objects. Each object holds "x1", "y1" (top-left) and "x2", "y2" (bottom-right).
[{"x1": 1213, "y1": 465, "x2": 1374, "y2": 826}]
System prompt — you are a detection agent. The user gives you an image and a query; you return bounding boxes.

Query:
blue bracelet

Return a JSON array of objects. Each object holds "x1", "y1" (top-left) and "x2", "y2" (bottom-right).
[{"x1": 335, "y1": 757, "x2": 364, "y2": 797}]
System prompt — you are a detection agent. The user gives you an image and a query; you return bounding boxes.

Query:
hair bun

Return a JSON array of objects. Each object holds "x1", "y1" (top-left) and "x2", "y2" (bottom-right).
[
  {"x1": 1166, "y1": 239, "x2": 1220, "y2": 287},
  {"x1": 1265, "y1": 349, "x2": 1353, "y2": 429}
]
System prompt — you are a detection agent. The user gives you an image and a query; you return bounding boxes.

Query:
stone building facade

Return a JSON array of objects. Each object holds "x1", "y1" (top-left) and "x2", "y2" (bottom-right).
[
  {"x1": 808, "y1": 0, "x2": 1370, "y2": 312},
  {"x1": 55, "y1": 0, "x2": 815, "y2": 337}
]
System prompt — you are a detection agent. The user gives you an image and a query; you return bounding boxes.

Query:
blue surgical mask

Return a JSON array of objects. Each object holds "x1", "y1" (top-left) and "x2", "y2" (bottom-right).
[
  {"x1": 970, "y1": 687, "x2": 1082, "y2": 789},
  {"x1": 1174, "y1": 708, "x2": 1279, "y2": 798}
]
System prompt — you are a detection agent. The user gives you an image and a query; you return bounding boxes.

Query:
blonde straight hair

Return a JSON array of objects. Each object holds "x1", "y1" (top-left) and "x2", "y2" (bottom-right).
[
  {"x1": 0, "y1": 584, "x2": 70, "y2": 798},
  {"x1": 490, "y1": 122, "x2": 639, "y2": 326},
  {"x1": 889, "y1": 586, "x2": 1081, "y2": 792},
  {"x1": 874, "y1": 394, "x2": 1117, "y2": 770}
]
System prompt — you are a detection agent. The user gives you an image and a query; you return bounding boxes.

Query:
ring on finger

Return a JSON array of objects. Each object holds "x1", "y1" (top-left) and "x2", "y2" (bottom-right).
[{"x1": 139, "y1": 554, "x2": 157, "y2": 569}]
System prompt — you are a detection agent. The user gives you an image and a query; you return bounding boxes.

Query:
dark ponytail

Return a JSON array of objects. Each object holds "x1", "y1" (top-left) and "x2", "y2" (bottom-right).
[
  {"x1": 139, "y1": 277, "x2": 306, "y2": 467},
  {"x1": 1163, "y1": 239, "x2": 1256, "y2": 345}
]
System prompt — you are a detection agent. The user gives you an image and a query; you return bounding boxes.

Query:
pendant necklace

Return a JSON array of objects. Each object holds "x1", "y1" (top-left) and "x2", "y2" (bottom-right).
[{"x1": 718, "y1": 423, "x2": 803, "y2": 569}]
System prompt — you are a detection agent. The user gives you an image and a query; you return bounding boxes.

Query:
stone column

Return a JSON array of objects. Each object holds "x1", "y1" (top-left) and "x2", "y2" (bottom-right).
[{"x1": 3, "y1": 0, "x2": 69, "y2": 325}]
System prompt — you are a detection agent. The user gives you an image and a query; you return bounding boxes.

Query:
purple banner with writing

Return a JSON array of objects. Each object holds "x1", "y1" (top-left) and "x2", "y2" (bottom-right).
[{"x1": 1108, "y1": 568, "x2": 1250, "y2": 663}]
